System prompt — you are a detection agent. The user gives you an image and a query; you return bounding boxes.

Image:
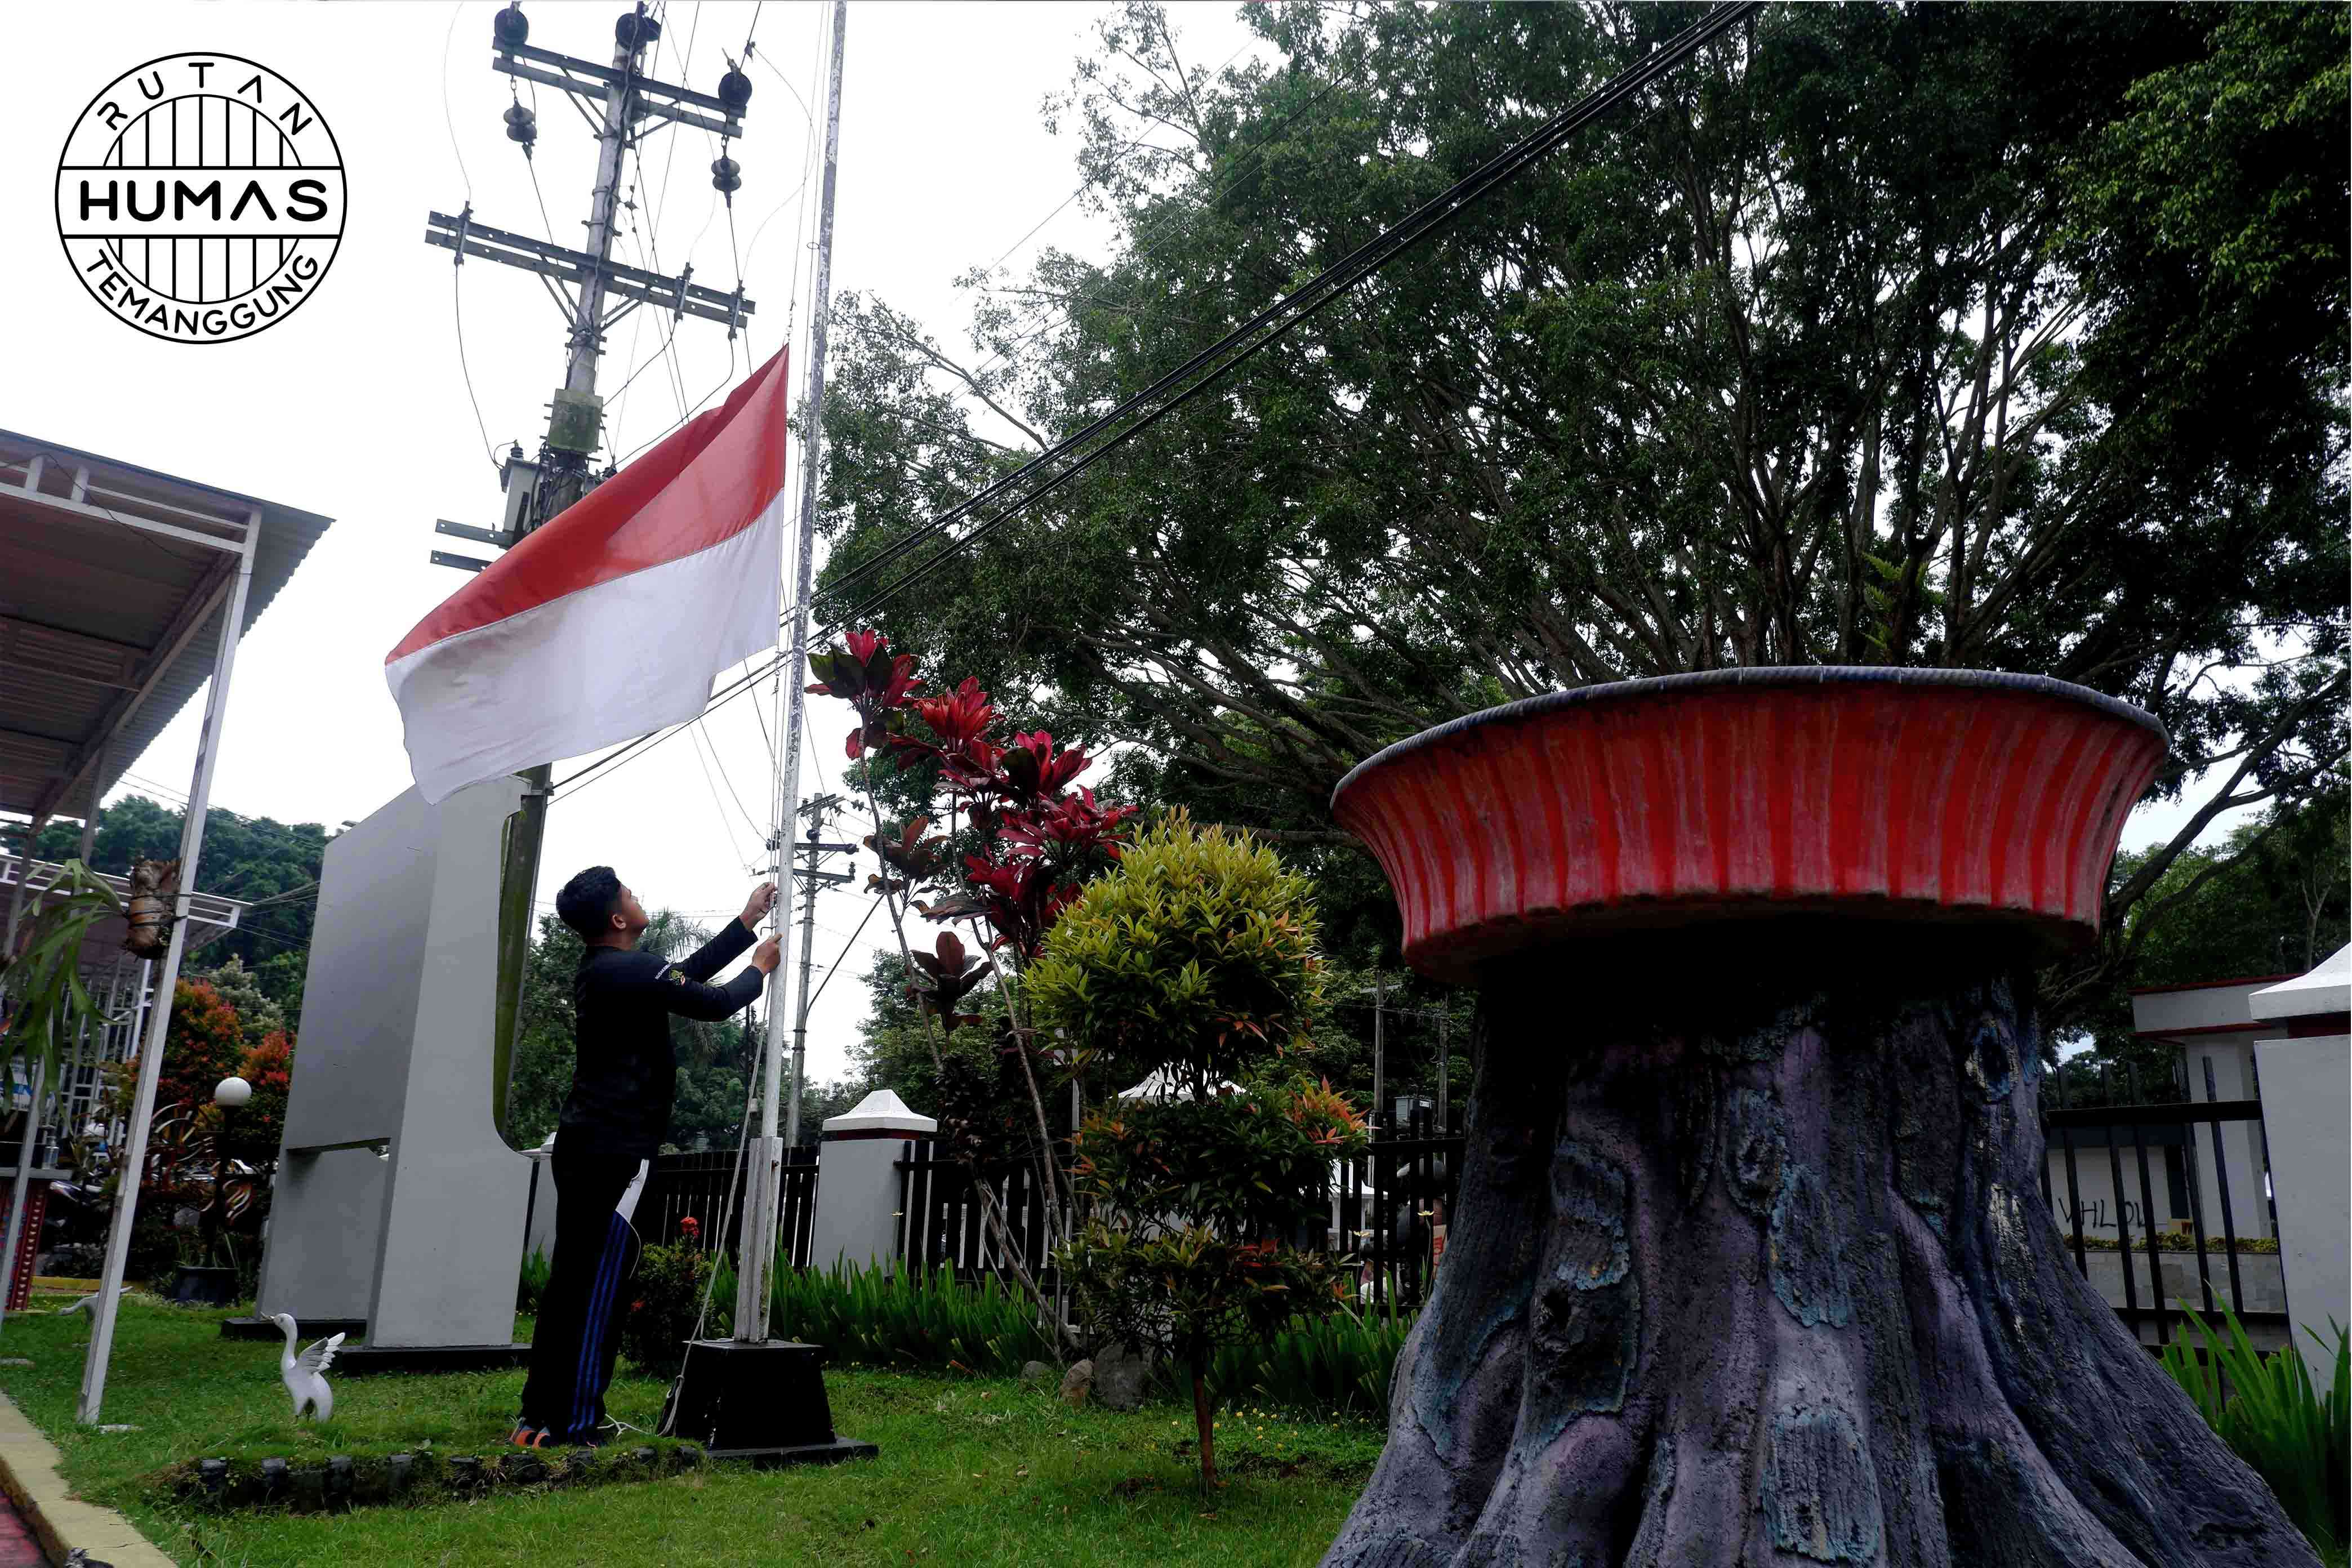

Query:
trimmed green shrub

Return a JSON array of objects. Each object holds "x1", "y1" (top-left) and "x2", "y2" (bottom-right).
[{"x1": 1027, "y1": 813, "x2": 1325, "y2": 1094}]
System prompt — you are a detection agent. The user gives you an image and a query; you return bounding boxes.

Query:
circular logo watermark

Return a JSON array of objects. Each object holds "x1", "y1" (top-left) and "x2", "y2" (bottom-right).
[{"x1": 55, "y1": 54, "x2": 344, "y2": 345}]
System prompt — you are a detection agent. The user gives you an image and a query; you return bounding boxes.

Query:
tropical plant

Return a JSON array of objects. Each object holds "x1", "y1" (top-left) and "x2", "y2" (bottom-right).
[
  {"x1": 808, "y1": 628, "x2": 1136, "y2": 1328},
  {"x1": 0, "y1": 860, "x2": 124, "y2": 1106},
  {"x1": 1027, "y1": 813, "x2": 1326, "y2": 1096},
  {"x1": 2160, "y1": 1303, "x2": 2350, "y2": 1557}
]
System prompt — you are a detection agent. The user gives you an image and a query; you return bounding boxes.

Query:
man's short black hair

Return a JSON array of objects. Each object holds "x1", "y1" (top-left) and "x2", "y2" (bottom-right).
[{"x1": 556, "y1": 866, "x2": 623, "y2": 941}]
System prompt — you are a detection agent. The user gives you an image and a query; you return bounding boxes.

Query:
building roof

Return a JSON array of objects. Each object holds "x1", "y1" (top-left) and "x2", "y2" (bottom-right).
[
  {"x1": 0, "y1": 429, "x2": 332, "y2": 823},
  {"x1": 2249, "y1": 945, "x2": 2351, "y2": 1022}
]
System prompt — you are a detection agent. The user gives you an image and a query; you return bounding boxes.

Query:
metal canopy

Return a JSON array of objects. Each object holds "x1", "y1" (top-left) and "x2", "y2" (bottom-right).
[{"x1": 0, "y1": 430, "x2": 333, "y2": 825}]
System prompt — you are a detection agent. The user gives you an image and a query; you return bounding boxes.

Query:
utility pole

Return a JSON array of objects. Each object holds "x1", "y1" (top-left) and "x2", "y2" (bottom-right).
[
  {"x1": 738, "y1": 0, "x2": 847, "y2": 1347},
  {"x1": 422, "y1": 2, "x2": 756, "y2": 1140},
  {"x1": 783, "y1": 827, "x2": 854, "y2": 1147}
]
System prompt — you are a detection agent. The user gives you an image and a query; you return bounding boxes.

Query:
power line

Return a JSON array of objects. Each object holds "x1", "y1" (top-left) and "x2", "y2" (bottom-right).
[{"x1": 451, "y1": 269, "x2": 505, "y2": 473}]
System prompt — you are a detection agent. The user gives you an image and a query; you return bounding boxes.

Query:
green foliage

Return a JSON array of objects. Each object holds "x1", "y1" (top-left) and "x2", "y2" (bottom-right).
[
  {"x1": 0, "y1": 859, "x2": 122, "y2": 1100},
  {"x1": 516, "y1": 1246, "x2": 550, "y2": 1316},
  {"x1": 818, "y1": 1, "x2": 2347, "y2": 1013},
  {"x1": 185, "y1": 956, "x2": 284, "y2": 1050},
  {"x1": 721, "y1": 1259, "x2": 1055, "y2": 1378},
  {"x1": 1186, "y1": 1294, "x2": 1415, "y2": 1419},
  {"x1": 1028, "y1": 814, "x2": 1326, "y2": 1095},
  {"x1": 2160, "y1": 1302, "x2": 2349, "y2": 1557},
  {"x1": 1068, "y1": 1077, "x2": 1365, "y2": 1240},
  {"x1": 618, "y1": 1226, "x2": 717, "y2": 1379},
  {"x1": 1062, "y1": 1222, "x2": 1351, "y2": 1374}
]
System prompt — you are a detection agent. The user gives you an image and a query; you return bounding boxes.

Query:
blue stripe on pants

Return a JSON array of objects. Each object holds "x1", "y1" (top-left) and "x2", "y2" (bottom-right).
[{"x1": 571, "y1": 1212, "x2": 630, "y2": 1438}]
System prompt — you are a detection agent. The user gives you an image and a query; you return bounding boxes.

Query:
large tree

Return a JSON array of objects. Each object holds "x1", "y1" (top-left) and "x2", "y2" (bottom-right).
[{"x1": 812, "y1": 1, "x2": 2347, "y2": 1022}]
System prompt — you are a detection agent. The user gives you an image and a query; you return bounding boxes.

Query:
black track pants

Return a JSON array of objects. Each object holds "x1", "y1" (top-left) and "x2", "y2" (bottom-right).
[{"x1": 519, "y1": 1148, "x2": 643, "y2": 1441}]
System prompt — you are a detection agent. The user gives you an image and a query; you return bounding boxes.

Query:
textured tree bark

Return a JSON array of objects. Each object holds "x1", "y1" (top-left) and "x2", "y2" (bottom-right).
[{"x1": 1321, "y1": 930, "x2": 2316, "y2": 1567}]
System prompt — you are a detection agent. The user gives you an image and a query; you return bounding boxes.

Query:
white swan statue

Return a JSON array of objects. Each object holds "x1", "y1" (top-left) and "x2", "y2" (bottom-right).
[
  {"x1": 54, "y1": 1286, "x2": 132, "y2": 1315},
  {"x1": 269, "y1": 1312, "x2": 344, "y2": 1422}
]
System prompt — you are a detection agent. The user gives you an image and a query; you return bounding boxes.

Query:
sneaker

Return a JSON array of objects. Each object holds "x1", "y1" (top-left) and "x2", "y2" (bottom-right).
[{"x1": 509, "y1": 1423, "x2": 550, "y2": 1450}]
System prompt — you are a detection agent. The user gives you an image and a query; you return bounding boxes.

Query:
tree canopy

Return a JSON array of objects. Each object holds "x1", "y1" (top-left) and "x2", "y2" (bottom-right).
[{"x1": 812, "y1": 1, "x2": 2347, "y2": 1019}]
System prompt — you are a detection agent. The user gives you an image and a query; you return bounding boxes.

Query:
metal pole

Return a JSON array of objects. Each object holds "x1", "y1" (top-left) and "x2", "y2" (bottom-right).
[
  {"x1": 1436, "y1": 1008, "x2": 1449, "y2": 1135},
  {"x1": 784, "y1": 835, "x2": 820, "y2": 1147},
  {"x1": 736, "y1": 0, "x2": 847, "y2": 1345},
  {"x1": 78, "y1": 741, "x2": 106, "y2": 865},
  {"x1": 79, "y1": 516, "x2": 257, "y2": 1423},
  {"x1": 492, "y1": 8, "x2": 654, "y2": 1142},
  {"x1": 1372, "y1": 970, "x2": 1385, "y2": 1136}
]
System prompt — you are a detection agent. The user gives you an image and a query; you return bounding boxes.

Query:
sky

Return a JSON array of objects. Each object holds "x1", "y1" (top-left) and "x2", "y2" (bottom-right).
[{"x1": 2, "y1": 3, "x2": 2261, "y2": 1104}]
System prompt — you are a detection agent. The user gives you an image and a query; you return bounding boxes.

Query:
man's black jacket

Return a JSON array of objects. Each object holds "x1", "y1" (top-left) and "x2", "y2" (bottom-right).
[{"x1": 557, "y1": 919, "x2": 761, "y2": 1160}]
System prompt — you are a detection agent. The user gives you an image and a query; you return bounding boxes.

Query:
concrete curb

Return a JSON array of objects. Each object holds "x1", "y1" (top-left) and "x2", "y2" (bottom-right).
[{"x1": 0, "y1": 1389, "x2": 174, "y2": 1567}]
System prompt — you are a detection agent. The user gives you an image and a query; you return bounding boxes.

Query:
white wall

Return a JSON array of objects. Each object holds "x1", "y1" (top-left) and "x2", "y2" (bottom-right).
[{"x1": 2255, "y1": 1030, "x2": 2350, "y2": 1382}]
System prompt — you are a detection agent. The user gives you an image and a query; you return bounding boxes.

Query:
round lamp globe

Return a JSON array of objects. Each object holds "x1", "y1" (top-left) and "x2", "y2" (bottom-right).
[{"x1": 212, "y1": 1076, "x2": 253, "y2": 1108}]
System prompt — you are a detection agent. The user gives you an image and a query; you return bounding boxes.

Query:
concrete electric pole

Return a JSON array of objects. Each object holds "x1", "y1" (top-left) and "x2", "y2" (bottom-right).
[
  {"x1": 422, "y1": 2, "x2": 758, "y2": 1138},
  {"x1": 783, "y1": 827, "x2": 854, "y2": 1148}
]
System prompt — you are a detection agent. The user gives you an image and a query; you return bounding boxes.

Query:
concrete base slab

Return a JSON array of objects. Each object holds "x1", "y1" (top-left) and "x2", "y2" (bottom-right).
[
  {"x1": 0, "y1": 1389, "x2": 172, "y2": 1567},
  {"x1": 333, "y1": 1342, "x2": 531, "y2": 1376}
]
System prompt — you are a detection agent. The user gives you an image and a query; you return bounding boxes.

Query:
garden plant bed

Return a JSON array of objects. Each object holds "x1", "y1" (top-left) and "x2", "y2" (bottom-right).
[{"x1": 0, "y1": 1295, "x2": 1383, "y2": 1565}]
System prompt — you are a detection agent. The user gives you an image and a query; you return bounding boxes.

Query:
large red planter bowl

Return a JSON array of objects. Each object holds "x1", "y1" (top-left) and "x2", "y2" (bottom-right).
[{"x1": 1330, "y1": 668, "x2": 2167, "y2": 981}]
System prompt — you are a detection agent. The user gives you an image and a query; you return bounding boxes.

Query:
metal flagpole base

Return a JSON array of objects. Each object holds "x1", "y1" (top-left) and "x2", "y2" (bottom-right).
[{"x1": 660, "y1": 1339, "x2": 874, "y2": 1464}]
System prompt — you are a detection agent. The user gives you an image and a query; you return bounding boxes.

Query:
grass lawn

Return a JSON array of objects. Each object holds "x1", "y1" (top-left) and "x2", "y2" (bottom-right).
[{"x1": 0, "y1": 1294, "x2": 1381, "y2": 1567}]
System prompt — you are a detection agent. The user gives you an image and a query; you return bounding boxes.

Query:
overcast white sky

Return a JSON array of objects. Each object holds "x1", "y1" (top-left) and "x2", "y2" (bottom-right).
[{"x1": 3, "y1": 3, "x2": 2252, "y2": 1101}]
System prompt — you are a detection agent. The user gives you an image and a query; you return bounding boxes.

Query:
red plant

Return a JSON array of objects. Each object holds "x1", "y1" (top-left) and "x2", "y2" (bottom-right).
[{"x1": 812, "y1": 630, "x2": 1135, "y2": 963}]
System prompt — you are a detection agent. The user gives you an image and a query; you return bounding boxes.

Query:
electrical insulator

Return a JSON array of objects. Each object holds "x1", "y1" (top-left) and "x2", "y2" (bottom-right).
[
  {"x1": 504, "y1": 103, "x2": 538, "y2": 150},
  {"x1": 615, "y1": 11, "x2": 661, "y2": 48},
  {"x1": 492, "y1": 5, "x2": 529, "y2": 48},
  {"x1": 718, "y1": 68, "x2": 754, "y2": 111},
  {"x1": 711, "y1": 156, "x2": 743, "y2": 198}
]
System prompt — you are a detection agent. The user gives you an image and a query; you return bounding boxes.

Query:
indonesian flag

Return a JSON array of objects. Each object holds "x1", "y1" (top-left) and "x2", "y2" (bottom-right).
[{"x1": 388, "y1": 350, "x2": 789, "y2": 804}]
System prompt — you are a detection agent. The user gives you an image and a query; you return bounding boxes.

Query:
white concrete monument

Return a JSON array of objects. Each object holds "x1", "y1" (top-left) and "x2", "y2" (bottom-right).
[{"x1": 249, "y1": 781, "x2": 536, "y2": 1368}]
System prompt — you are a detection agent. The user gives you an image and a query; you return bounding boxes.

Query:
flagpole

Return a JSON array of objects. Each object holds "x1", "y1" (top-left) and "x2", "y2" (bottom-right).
[{"x1": 736, "y1": 0, "x2": 847, "y2": 1346}]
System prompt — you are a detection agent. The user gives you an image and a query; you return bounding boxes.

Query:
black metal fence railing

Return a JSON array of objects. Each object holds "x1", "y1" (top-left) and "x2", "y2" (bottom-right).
[
  {"x1": 895, "y1": 1146, "x2": 1059, "y2": 1283},
  {"x1": 2040, "y1": 1057, "x2": 2285, "y2": 1351},
  {"x1": 892, "y1": 1108, "x2": 1474, "y2": 1307},
  {"x1": 640, "y1": 1147, "x2": 817, "y2": 1268}
]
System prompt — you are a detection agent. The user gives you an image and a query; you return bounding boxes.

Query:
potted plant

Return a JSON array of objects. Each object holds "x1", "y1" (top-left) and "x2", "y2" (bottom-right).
[{"x1": 1317, "y1": 670, "x2": 2315, "y2": 1567}]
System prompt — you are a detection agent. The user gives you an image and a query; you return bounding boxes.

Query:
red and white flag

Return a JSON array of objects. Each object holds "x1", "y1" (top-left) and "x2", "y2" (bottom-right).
[{"x1": 388, "y1": 350, "x2": 789, "y2": 804}]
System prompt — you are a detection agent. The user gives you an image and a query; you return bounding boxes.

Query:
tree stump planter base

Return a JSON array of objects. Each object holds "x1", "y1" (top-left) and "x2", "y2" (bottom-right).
[
  {"x1": 1320, "y1": 935, "x2": 2311, "y2": 1566},
  {"x1": 1321, "y1": 672, "x2": 2313, "y2": 1567}
]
